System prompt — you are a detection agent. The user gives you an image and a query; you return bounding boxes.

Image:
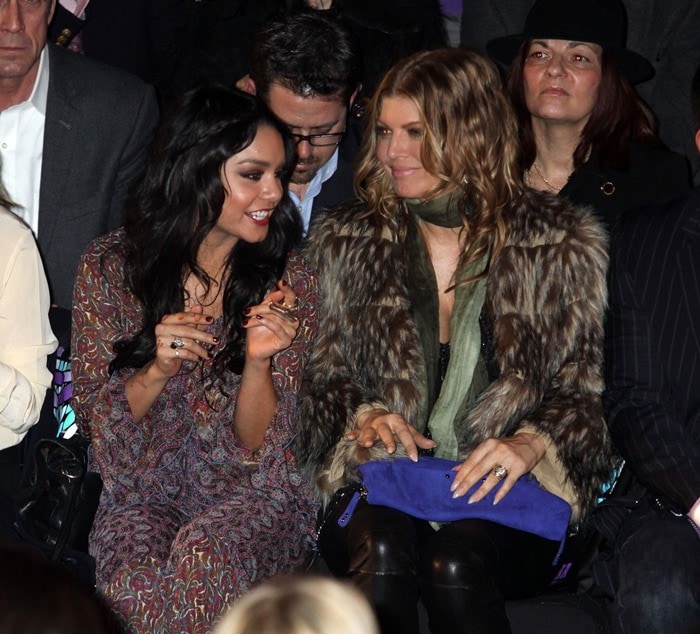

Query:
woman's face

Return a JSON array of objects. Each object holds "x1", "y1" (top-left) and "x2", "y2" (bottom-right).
[
  {"x1": 375, "y1": 96, "x2": 441, "y2": 200},
  {"x1": 523, "y1": 39, "x2": 603, "y2": 131},
  {"x1": 210, "y1": 125, "x2": 286, "y2": 247}
]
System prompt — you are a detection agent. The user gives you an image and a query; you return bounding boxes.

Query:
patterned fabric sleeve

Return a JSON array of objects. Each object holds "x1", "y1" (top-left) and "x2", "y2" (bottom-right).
[
  {"x1": 265, "y1": 250, "x2": 319, "y2": 433},
  {"x1": 71, "y1": 229, "x2": 183, "y2": 507},
  {"x1": 71, "y1": 231, "x2": 136, "y2": 435}
]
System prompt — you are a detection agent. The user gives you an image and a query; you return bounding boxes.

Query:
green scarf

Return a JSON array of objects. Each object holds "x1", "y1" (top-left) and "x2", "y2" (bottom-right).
[
  {"x1": 405, "y1": 193, "x2": 488, "y2": 460},
  {"x1": 406, "y1": 189, "x2": 465, "y2": 228}
]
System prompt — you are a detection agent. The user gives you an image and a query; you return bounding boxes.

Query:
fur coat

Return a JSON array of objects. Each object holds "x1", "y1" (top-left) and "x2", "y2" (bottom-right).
[{"x1": 297, "y1": 189, "x2": 616, "y2": 522}]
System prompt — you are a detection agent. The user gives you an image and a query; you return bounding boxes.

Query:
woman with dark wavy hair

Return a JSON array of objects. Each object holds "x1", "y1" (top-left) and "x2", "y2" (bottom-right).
[
  {"x1": 487, "y1": 0, "x2": 689, "y2": 223},
  {"x1": 71, "y1": 86, "x2": 319, "y2": 633}
]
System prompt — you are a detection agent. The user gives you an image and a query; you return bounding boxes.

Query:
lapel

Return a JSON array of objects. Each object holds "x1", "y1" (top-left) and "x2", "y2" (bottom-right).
[
  {"x1": 38, "y1": 45, "x2": 82, "y2": 247},
  {"x1": 677, "y1": 193, "x2": 700, "y2": 353}
]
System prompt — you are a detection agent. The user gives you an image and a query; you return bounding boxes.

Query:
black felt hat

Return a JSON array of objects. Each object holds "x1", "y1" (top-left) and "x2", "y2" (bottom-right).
[{"x1": 486, "y1": 0, "x2": 654, "y2": 84}]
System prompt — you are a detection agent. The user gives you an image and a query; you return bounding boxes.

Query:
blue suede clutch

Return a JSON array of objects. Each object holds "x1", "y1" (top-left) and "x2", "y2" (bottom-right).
[{"x1": 343, "y1": 457, "x2": 571, "y2": 548}]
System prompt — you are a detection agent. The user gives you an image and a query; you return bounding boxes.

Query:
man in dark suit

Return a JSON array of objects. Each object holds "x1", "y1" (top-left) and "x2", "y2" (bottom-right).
[
  {"x1": 244, "y1": 10, "x2": 362, "y2": 235},
  {"x1": 0, "y1": 0, "x2": 158, "y2": 308},
  {"x1": 49, "y1": 0, "x2": 189, "y2": 99},
  {"x1": 598, "y1": 64, "x2": 700, "y2": 633}
]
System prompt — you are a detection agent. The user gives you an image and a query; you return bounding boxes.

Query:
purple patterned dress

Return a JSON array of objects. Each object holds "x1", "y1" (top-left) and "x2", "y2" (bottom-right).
[{"x1": 71, "y1": 230, "x2": 319, "y2": 633}]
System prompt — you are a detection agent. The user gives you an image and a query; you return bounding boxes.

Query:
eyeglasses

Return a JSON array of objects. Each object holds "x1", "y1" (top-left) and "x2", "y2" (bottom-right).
[{"x1": 289, "y1": 129, "x2": 346, "y2": 147}]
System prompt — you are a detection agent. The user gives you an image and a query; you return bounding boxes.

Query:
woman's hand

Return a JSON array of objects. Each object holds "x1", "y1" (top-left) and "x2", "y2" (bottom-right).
[
  {"x1": 126, "y1": 305, "x2": 217, "y2": 422},
  {"x1": 153, "y1": 304, "x2": 218, "y2": 379},
  {"x1": 235, "y1": 279, "x2": 298, "y2": 449},
  {"x1": 450, "y1": 432, "x2": 546, "y2": 504},
  {"x1": 242, "y1": 280, "x2": 300, "y2": 363},
  {"x1": 346, "y1": 408, "x2": 436, "y2": 462}
]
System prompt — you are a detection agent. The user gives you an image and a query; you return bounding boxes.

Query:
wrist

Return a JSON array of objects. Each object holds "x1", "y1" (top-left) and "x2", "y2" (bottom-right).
[
  {"x1": 128, "y1": 361, "x2": 170, "y2": 390},
  {"x1": 243, "y1": 355, "x2": 272, "y2": 374},
  {"x1": 514, "y1": 431, "x2": 547, "y2": 462}
]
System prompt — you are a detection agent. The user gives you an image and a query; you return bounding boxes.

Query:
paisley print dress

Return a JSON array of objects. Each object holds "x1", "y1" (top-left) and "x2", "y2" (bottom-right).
[{"x1": 71, "y1": 230, "x2": 319, "y2": 633}]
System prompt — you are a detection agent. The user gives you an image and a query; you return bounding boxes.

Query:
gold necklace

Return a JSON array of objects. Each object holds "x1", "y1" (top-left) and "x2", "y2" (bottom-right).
[{"x1": 531, "y1": 162, "x2": 563, "y2": 193}]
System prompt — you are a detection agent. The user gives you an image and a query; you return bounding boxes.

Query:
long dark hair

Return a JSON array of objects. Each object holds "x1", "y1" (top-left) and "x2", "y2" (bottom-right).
[
  {"x1": 507, "y1": 43, "x2": 658, "y2": 171},
  {"x1": 109, "y1": 86, "x2": 301, "y2": 377}
]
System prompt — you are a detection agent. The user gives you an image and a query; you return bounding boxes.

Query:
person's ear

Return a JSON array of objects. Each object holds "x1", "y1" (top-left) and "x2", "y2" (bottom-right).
[
  {"x1": 348, "y1": 87, "x2": 360, "y2": 110},
  {"x1": 47, "y1": 0, "x2": 57, "y2": 24},
  {"x1": 238, "y1": 75, "x2": 256, "y2": 95}
]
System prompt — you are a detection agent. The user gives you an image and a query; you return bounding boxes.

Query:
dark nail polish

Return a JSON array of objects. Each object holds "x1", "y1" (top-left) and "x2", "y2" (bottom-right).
[
  {"x1": 281, "y1": 280, "x2": 288, "y2": 286},
  {"x1": 205, "y1": 315, "x2": 213, "y2": 323},
  {"x1": 243, "y1": 307, "x2": 251, "y2": 315},
  {"x1": 255, "y1": 315, "x2": 263, "y2": 320},
  {"x1": 242, "y1": 319, "x2": 249, "y2": 326},
  {"x1": 212, "y1": 336, "x2": 220, "y2": 343}
]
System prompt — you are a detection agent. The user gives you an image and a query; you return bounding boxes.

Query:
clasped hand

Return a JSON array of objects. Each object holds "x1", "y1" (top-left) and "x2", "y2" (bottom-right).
[
  {"x1": 242, "y1": 281, "x2": 300, "y2": 363},
  {"x1": 153, "y1": 304, "x2": 217, "y2": 378},
  {"x1": 153, "y1": 281, "x2": 299, "y2": 378}
]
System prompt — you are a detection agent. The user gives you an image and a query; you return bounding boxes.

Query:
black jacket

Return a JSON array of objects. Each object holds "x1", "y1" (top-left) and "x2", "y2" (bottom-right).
[{"x1": 560, "y1": 143, "x2": 690, "y2": 227}]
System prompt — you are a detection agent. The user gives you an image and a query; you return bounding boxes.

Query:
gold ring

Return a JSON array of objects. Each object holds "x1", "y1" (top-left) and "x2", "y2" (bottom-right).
[
  {"x1": 268, "y1": 298, "x2": 299, "y2": 322},
  {"x1": 491, "y1": 464, "x2": 508, "y2": 481}
]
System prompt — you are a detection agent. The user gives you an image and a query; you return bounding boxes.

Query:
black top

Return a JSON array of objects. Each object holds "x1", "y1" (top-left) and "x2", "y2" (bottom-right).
[{"x1": 560, "y1": 142, "x2": 691, "y2": 227}]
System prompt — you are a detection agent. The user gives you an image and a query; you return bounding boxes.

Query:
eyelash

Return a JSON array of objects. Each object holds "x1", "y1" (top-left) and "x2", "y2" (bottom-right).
[
  {"x1": 530, "y1": 50, "x2": 591, "y2": 63},
  {"x1": 374, "y1": 127, "x2": 422, "y2": 138},
  {"x1": 240, "y1": 170, "x2": 286, "y2": 181}
]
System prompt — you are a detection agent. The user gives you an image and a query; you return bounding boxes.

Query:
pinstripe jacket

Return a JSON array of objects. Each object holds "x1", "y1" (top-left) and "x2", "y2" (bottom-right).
[{"x1": 603, "y1": 186, "x2": 700, "y2": 513}]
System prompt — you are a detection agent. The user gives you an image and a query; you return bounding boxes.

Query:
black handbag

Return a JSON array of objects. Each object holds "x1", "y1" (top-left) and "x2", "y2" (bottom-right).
[{"x1": 14, "y1": 435, "x2": 102, "y2": 585}]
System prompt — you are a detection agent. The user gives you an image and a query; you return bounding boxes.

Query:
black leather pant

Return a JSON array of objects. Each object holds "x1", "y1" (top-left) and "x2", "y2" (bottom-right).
[{"x1": 318, "y1": 494, "x2": 561, "y2": 634}]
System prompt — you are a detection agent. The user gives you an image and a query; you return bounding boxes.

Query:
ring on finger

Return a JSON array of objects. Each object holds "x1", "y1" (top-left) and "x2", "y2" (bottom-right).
[
  {"x1": 170, "y1": 337, "x2": 186, "y2": 350},
  {"x1": 267, "y1": 300, "x2": 299, "y2": 322},
  {"x1": 491, "y1": 464, "x2": 508, "y2": 481},
  {"x1": 283, "y1": 296, "x2": 300, "y2": 313}
]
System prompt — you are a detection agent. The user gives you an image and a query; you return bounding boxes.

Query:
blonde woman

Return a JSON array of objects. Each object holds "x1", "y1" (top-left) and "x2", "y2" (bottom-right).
[
  {"x1": 297, "y1": 48, "x2": 614, "y2": 633},
  {"x1": 216, "y1": 575, "x2": 378, "y2": 634}
]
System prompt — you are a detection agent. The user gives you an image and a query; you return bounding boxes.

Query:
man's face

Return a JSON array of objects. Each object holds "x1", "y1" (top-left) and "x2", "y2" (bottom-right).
[
  {"x1": 0, "y1": 0, "x2": 54, "y2": 82},
  {"x1": 265, "y1": 83, "x2": 349, "y2": 186}
]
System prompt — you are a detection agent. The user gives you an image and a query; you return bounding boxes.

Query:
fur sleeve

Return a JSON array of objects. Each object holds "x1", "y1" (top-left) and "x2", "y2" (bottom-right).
[
  {"x1": 461, "y1": 194, "x2": 616, "y2": 519},
  {"x1": 296, "y1": 206, "x2": 427, "y2": 485}
]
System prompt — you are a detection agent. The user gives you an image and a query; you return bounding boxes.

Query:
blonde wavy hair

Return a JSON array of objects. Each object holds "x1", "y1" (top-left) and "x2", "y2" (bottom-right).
[
  {"x1": 356, "y1": 48, "x2": 524, "y2": 275},
  {"x1": 215, "y1": 575, "x2": 379, "y2": 634}
]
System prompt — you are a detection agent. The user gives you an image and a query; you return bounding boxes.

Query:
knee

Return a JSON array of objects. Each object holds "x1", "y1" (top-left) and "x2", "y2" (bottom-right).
[
  {"x1": 421, "y1": 533, "x2": 494, "y2": 588},
  {"x1": 613, "y1": 510, "x2": 700, "y2": 631},
  {"x1": 350, "y1": 523, "x2": 419, "y2": 575}
]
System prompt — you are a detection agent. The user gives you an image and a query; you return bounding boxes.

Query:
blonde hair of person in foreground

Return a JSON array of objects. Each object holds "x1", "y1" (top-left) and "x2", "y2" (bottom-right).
[{"x1": 215, "y1": 575, "x2": 379, "y2": 634}]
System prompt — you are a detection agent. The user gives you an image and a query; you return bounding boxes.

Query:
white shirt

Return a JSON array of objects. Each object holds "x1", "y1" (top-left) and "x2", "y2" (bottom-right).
[
  {"x1": 0, "y1": 208, "x2": 56, "y2": 449},
  {"x1": 0, "y1": 47, "x2": 49, "y2": 236},
  {"x1": 59, "y1": 0, "x2": 91, "y2": 17},
  {"x1": 289, "y1": 147, "x2": 339, "y2": 235}
]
